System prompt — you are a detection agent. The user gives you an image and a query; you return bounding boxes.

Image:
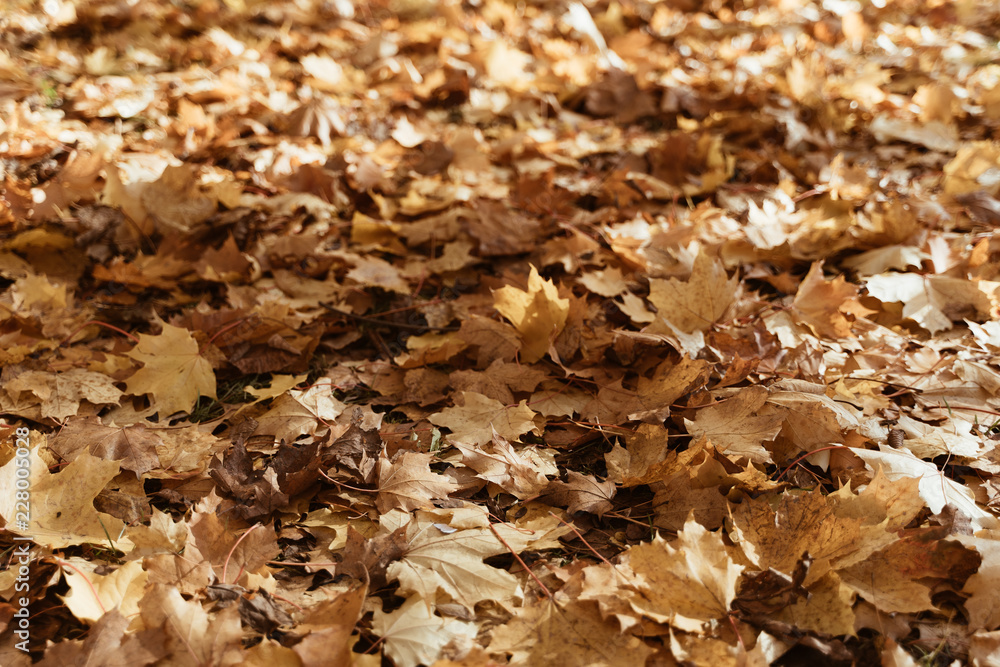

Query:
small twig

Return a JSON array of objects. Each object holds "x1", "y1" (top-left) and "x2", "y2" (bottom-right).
[
  {"x1": 549, "y1": 512, "x2": 613, "y2": 567},
  {"x1": 59, "y1": 320, "x2": 140, "y2": 346},
  {"x1": 603, "y1": 510, "x2": 657, "y2": 530},
  {"x1": 267, "y1": 560, "x2": 340, "y2": 568},
  {"x1": 362, "y1": 635, "x2": 387, "y2": 655},
  {"x1": 56, "y1": 558, "x2": 106, "y2": 614},
  {"x1": 221, "y1": 524, "x2": 260, "y2": 585},
  {"x1": 775, "y1": 445, "x2": 848, "y2": 483},
  {"x1": 269, "y1": 592, "x2": 304, "y2": 611},
  {"x1": 489, "y1": 522, "x2": 553, "y2": 600},
  {"x1": 728, "y1": 612, "x2": 747, "y2": 653},
  {"x1": 319, "y1": 469, "x2": 378, "y2": 493},
  {"x1": 203, "y1": 317, "x2": 253, "y2": 351},
  {"x1": 321, "y1": 304, "x2": 458, "y2": 332}
]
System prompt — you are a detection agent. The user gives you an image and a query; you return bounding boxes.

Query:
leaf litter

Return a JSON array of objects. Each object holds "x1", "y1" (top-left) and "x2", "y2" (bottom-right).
[{"x1": 1, "y1": 0, "x2": 1000, "y2": 664}]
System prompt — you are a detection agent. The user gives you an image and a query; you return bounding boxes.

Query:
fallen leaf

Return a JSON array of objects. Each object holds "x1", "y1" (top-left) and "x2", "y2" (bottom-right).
[
  {"x1": 61, "y1": 559, "x2": 147, "y2": 623},
  {"x1": 541, "y1": 470, "x2": 615, "y2": 516},
  {"x1": 124, "y1": 323, "x2": 217, "y2": 417},
  {"x1": 0, "y1": 449, "x2": 127, "y2": 549},
  {"x1": 646, "y1": 250, "x2": 738, "y2": 334},
  {"x1": 493, "y1": 265, "x2": 569, "y2": 363},
  {"x1": 488, "y1": 598, "x2": 654, "y2": 667},
  {"x1": 684, "y1": 386, "x2": 785, "y2": 464},
  {"x1": 49, "y1": 416, "x2": 161, "y2": 477},
  {"x1": 621, "y1": 517, "x2": 743, "y2": 630},
  {"x1": 371, "y1": 596, "x2": 476, "y2": 667},
  {"x1": 865, "y1": 273, "x2": 991, "y2": 334},
  {"x1": 429, "y1": 391, "x2": 538, "y2": 446},
  {"x1": 376, "y1": 450, "x2": 458, "y2": 512}
]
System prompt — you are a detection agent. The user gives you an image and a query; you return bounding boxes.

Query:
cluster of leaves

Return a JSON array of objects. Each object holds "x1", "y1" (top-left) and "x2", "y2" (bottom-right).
[{"x1": 2, "y1": 0, "x2": 1000, "y2": 664}]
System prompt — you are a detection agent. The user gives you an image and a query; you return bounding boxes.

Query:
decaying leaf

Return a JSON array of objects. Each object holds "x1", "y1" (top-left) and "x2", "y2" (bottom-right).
[{"x1": 8, "y1": 0, "x2": 1000, "y2": 662}]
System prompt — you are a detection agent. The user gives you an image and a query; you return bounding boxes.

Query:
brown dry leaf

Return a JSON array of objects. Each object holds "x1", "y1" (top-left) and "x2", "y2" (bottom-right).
[
  {"x1": 127, "y1": 507, "x2": 186, "y2": 558},
  {"x1": 620, "y1": 516, "x2": 743, "y2": 630},
  {"x1": 453, "y1": 430, "x2": 550, "y2": 499},
  {"x1": 449, "y1": 360, "x2": 547, "y2": 405},
  {"x1": 851, "y1": 446, "x2": 998, "y2": 530},
  {"x1": 3, "y1": 368, "x2": 122, "y2": 421},
  {"x1": 839, "y1": 527, "x2": 980, "y2": 613},
  {"x1": 36, "y1": 609, "x2": 166, "y2": 667},
  {"x1": 578, "y1": 267, "x2": 629, "y2": 297},
  {"x1": 529, "y1": 381, "x2": 591, "y2": 418},
  {"x1": 140, "y1": 164, "x2": 218, "y2": 234},
  {"x1": 429, "y1": 391, "x2": 538, "y2": 447},
  {"x1": 14, "y1": 0, "x2": 1000, "y2": 659},
  {"x1": 242, "y1": 639, "x2": 303, "y2": 667},
  {"x1": 773, "y1": 572, "x2": 858, "y2": 637},
  {"x1": 124, "y1": 323, "x2": 217, "y2": 417},
  {"x1": 185, "y1": 509, "x2": 281, "y2": 584},
  {"x1": 210, "y1": 441, "x2": 289, "y2": 519},
  {"x1": 61, "y1": 559, "x2": 147, "y2": 623},
  {"x1": 290, "y1": 583, "x2": 367, "y2": 667},
  {"x1": 0, "y1": 448, "x2": 127, "y2": 549},
  {"x1": 376, "y1": 450, "x2": 458, "y2": 512},
  {"x1": 959, "y1": 532, "x2": 1000, "y2": 631},
  {"x1": 791, "y1": 261, "x2": 859, "y2": 338},
  {"x1": 254, "y1": 387, "x2": 346, "y2": 443},
  {"x1": 944, "y1": 141, "x2": 1000, "y2": 197},
  {"x1": 49, "y1": 416, "x2": 162, "y2": 477},
  {"x1": 138, "y1": 584, "x2": 244, "y2": 666},
  {"x1": 493, "y1": 265, "x2": 569, "y2": 363},
  {"x1": 630, "y1": 356, "x2": 711, "y2": 421},
  {"x1": 338, "y1": 525, "x2": 408, "y2": 589},
  {"x1": 767, "y1": 389, "x2": 859, "y2": 452},
  {"x1": 829, "y1": 467, "x2": 925, "y2": 534},
  {"x1": 346, "y1": 255, "x2": 410, "y2": 294},
  {"x1": 488, "y1": 598, "x2": 654, "y2": 667},
  {"x1": 683, "y1": 386, "x2": 785, "y2": 464},
  {"x1": 580, "y1": 376, "x2": 642, "y2": 425},
  {"x1": 455, "y1": 316, "x2": 521, "y2": 367},
  {"x1": 541, "y1": 470, "x2": 615, "y2": 517},
  {"x1": 651, "y1": 471, "x2": 729, "y2": 532},
  {"x1": 865, "y1": 272, "x2": 992, "y2": 334},
  {"x1": 730, "y1": 489, "x2": 868, "y2": 584},
  {"x1": 604, "y1": 424, "x2": 674, "y2": 486},
  {"x1": 153, "y1": 424, "x2": 228, "y2": 474},
  {"x1": 646, "y1": 250, "x2": 738, "y2": 334},
  {"x1": 372, "y1": 596, "x2": 476, "y2": 667},
  {"x1": 384, "y1": 508, "x2": 525, "y2": 610}
]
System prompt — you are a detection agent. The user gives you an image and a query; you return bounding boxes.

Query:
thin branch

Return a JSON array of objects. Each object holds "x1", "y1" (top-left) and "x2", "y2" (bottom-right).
[{"x1": 221, "y1": 524, "x2": 260, "y2": 585}]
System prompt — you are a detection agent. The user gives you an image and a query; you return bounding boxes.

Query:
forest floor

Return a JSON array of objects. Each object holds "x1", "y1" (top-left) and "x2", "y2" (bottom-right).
[{"x1": 3, "y1": 0, "x2": 1000, "y2": 664}]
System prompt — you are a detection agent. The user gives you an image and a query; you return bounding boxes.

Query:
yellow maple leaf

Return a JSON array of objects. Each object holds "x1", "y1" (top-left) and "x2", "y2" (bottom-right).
[
  {"x1": 493, "y1": 265, "x2": 569, "y2": 363},
  {"x1": 125, "y1": 323, "x2": 216, "y2": 417}
]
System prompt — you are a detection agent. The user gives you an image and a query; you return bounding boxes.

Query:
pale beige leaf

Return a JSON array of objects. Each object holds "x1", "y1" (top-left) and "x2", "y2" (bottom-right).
[
  {"x1": 371, "y1": 597, "x2": 476, "y2": 667},
  {"x1": 429, "y1": 392, "x2": 537, "y2": 446},
  {"x1": 646, "y1": 251, "x2": 737, "y2": 334},
  {"x1": 684, "y1": 386, "x2": 784, "y2": 463},
  {"x1": 621, "y1": 517, "x2": 743, "y2": 629},
  {"x1": 376, "y1": 451, "x2": 458, "y2": 512}
]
